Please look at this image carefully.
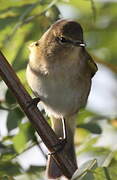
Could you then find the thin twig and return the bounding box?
[90,0,96,22]
[35,137,47,160]
[1,2,40,47]
[23,0,57,24]
[37,143,47,160]
[0,104,18,111]
[1,0,57,48]
[11,142,38,160]
[10,141,47,162]
[0,105,11,111]
[92,55,117,74]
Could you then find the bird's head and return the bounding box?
[29,19,86,61]
[51,19,85,47]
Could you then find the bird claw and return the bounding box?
[26,97,40,108]
[48,137,67,155]
[48,117,67,155]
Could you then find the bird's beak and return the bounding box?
[79,43,86,47]
[73,41,86,47]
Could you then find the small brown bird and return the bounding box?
[26,19,98,179]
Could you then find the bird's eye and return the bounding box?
[59,37,68,43]
[35,42,39,46]
[56,36,69,44]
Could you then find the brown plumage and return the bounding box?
[26,19,98,179]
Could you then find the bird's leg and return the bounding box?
[61,117,67,140]
[26,97,40,108]
[48,117,67,155]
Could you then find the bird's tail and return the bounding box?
[46,116,77,179]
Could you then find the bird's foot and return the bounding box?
[48,137,67,155]
[27,97,40,108]
[48,117,67,155]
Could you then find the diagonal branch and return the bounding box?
[0,51,77,179]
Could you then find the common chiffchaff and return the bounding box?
[26,19,98,179]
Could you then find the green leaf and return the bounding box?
[76,110,97,124]
[0,144,17,162]
[0,16,19,31]
[72,159,97,180]
[0,161,21,176]
[5,89,16,105]
[0,176,9,180]
[108,159,117,180]
[12,43,27,72]
[77,137,111,159]
[0,150,16,162]
[93,168,107,180]
[12,122,35,153]
[77,123,102,134]
[7,107,24,132]
[27,165,46,173]
[93,166,114,180]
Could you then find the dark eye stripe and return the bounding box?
[56,36,86,47]
[60,37,68,43]
[56,37,71,44]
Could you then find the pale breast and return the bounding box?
[26,61,91,118]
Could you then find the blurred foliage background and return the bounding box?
[0,0,117,179]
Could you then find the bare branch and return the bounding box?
[0,51,77,179]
